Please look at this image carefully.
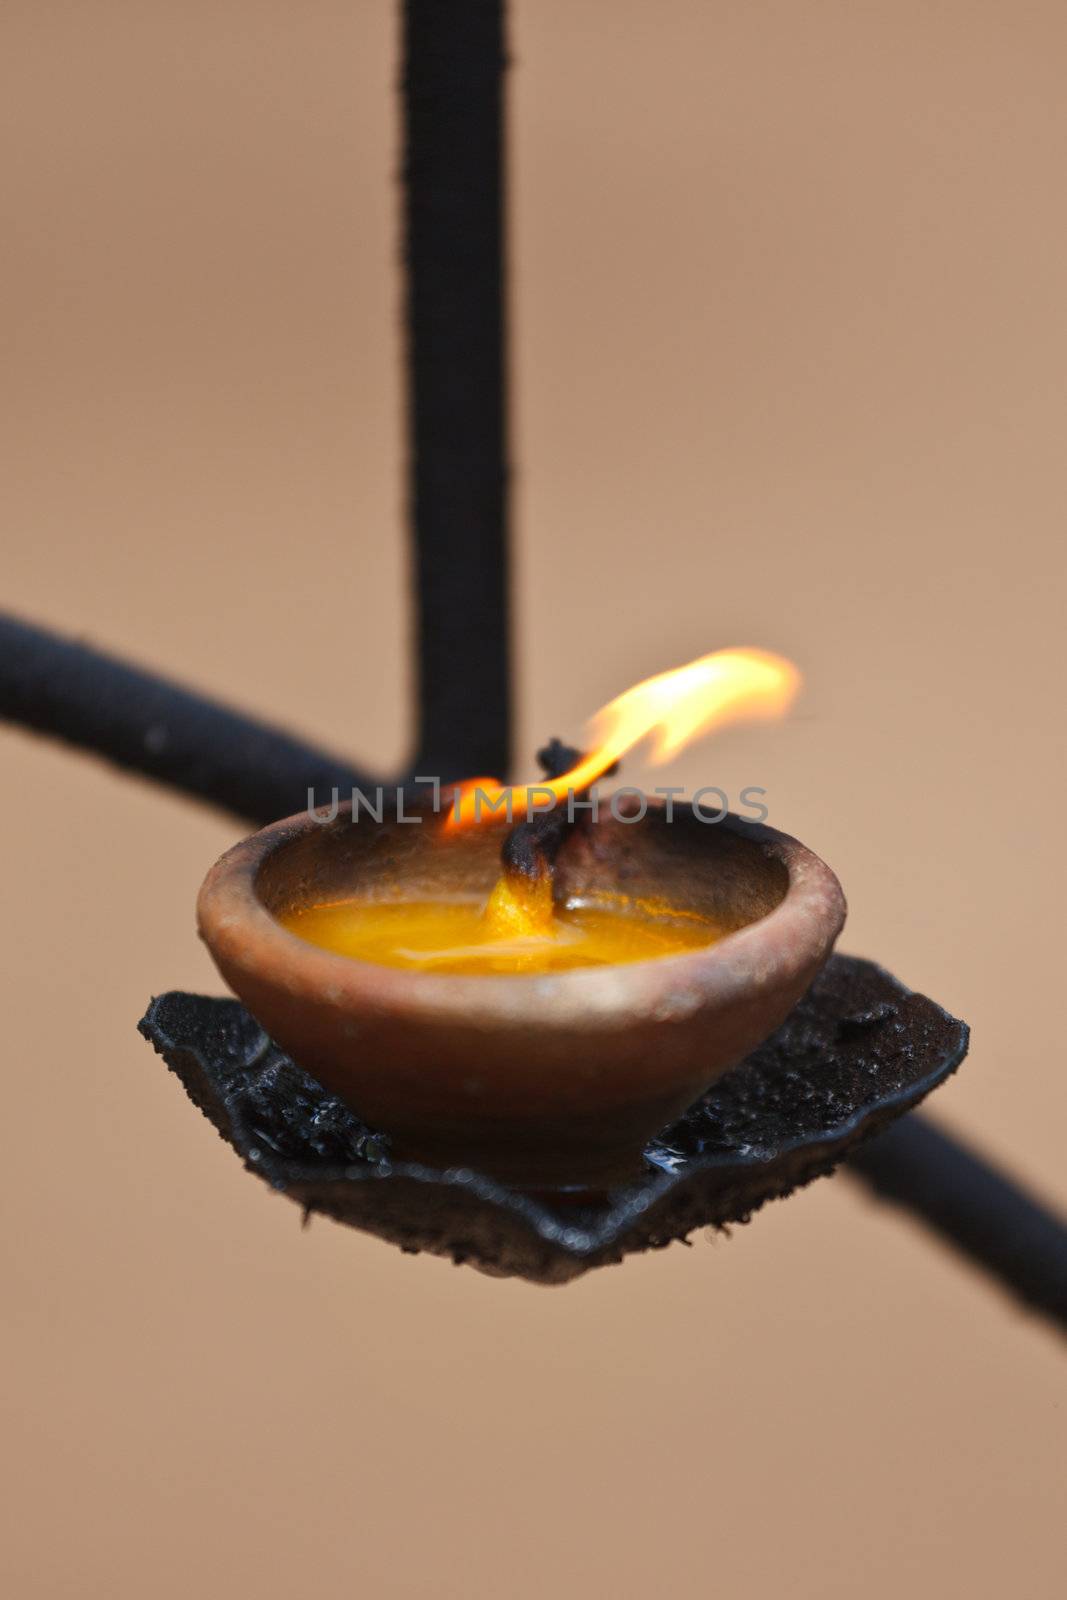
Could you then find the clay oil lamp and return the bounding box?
[197,649,846,1190]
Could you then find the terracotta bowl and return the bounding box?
[197,800,846,1188]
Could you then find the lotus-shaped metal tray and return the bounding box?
[140,954,968,1283]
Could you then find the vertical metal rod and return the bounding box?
[402,0,511,781]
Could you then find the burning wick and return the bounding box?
[282,648,800,975]
[446,647,800,830]
[468,647,799,944]
[480,738,609,941]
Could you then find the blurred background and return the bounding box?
[2,3,1064,1596]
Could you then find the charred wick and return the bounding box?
[501,738,616,884]
[535,738,584,782]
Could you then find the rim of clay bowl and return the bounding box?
[197,800,847,1035]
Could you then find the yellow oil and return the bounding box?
[279,894,721,976]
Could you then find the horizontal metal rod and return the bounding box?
[846,1114,1067,1333]
[0,612,379,827]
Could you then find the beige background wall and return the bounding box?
[2,4,1064,1596]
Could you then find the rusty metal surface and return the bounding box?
[139,954,967,1284]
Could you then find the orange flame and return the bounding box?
[446,647,800,828]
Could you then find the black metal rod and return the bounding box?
[403,0,511,780]
[847,1114,1067,1333]
[0,612,372,827]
